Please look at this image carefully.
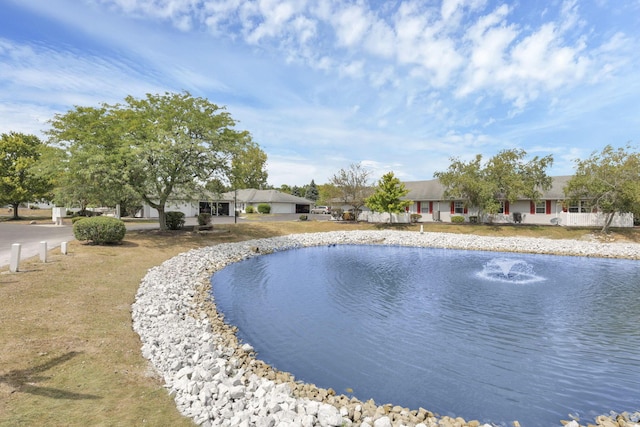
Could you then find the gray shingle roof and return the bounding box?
[402,176,573,201]
[219,189,313,204]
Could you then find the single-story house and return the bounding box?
[140,189,313,218]
[220,189,312,214]
[391,176,634,227]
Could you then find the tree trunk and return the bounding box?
[601,212,615,234]
[157,206,167,231]
[11,203,19,220]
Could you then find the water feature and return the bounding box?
[211,245,640,426]
[477,257,545,283]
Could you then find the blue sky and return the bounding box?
[1,0,639,187]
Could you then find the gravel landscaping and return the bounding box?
[132,230,640,427]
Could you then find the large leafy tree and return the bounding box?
[435,149,554,220]
[48,106,139,215]
[0,132,54,219]
[229,141,268,189]
[329,163,373,219]
[565,144,640,233]
[365,171,412,223]
[49,92,256,230]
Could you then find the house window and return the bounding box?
[498,201,505,214]
[568,201,588,213]
[535,202,546,214]
[454,201,465,214]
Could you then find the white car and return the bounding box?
[310,206,331,214]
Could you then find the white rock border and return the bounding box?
[132,230,640,427]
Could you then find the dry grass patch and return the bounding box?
[0,220,637,426]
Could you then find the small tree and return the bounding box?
[305,179,319,201]
[330,163,372,220]
[0,132,54,219]
[565,144,640,233]
[365,172,412,223]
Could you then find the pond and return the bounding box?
[211,245,640,426]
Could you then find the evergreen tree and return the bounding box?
[305,179,319,201]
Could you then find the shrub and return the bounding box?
[451,215,465,223]
[73,216,126,244]
[245,205,255,214]
[410,214,422,223]
[257,203,271,214]
[71,216,88,224]
[165,211,185,230]
[299,214,308,221]
[342,211,355,221]
[197,212,212,226]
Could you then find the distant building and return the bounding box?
[361,176,634,227]
[140,189,312,218]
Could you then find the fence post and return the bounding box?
[61,241,68,255]
[10,243,21,273]
[40,241,48,262]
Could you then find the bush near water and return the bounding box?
[73,216,126,244]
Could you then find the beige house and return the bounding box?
[363,176,634,227]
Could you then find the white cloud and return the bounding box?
[0,38,161,106]
[338,60,365,78]
[244,0,301,44]
[96,0,202,30]
[455,2,612,110]
[332,3,372,48]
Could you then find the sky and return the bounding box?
[1,0,639,187]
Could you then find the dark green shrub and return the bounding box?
[71,216,87,224]
[451,215,465,223]
[197,212,212,226]
[299,214,308,221]
[73,216,126,244]
[245,205,255,214]
[165,211,185,230]
[410,214,422,223]
[257,203,271,214]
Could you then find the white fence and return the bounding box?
[362,212,411,223]
[558,212,634,228]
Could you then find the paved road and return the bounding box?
[0,218,179,267]
[0,223,75,267]
[0,214,325,268]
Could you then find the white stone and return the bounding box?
[317,405,343,427]
[373,417,392,427]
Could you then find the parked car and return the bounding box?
[310,205,331,214]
